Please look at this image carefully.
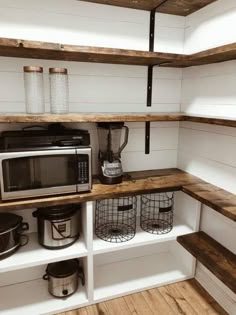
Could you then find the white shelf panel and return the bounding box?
[0,278,88,315]
[93,216,193,254]
[0,233,87,273]
[94,251,191,302]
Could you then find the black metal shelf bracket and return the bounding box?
[145,9,156,154]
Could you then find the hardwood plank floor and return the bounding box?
[57,279,228,315]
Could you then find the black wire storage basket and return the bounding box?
[95,196,137,243]
[140,192,174,235]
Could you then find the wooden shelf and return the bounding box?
[0,113,235,128]
[1,38,236,68]
[0,112,184,123]
[177,232,236,294]
[80,0,217,16]
[0,168,235,222]
[0,38,184,66]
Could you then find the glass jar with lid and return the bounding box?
[23,66,45,114]
[49,67,69,114]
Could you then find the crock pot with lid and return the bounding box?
[33,204,80,249]
[43,259,85,298]
[0,212,29,260]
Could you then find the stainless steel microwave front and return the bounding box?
[0,149,78,200]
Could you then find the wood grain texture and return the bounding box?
[0,112,184,123]
[0,38,184,66]
[80,0,217,15]
[177,232,236,294]
[1,38,236,68]
[57,279,227,315]
[0,168,235,222]
[182,183,236,222]
[0,113,235,127]
[0,169,200,211]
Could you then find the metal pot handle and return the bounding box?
[43,274,49,281]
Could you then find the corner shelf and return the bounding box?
[80,0,217,16]
[0,233,87,273]
[1,38,236,68]
[177,232,236,294]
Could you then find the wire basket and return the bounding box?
[140,192,174,235]
[95,196,137,243]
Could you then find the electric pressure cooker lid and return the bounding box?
[46,259,78,278]
[0,213,22,233]
[34,204,80,220]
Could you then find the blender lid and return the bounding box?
[46,259,78,278]
[34,204,80,220]
[97,122,124,129]
[0,213,22,233]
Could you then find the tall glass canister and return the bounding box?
[24,66,45,114]
[49,67,69,114]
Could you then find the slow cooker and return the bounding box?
[33,204,80,249]
[0,213,29,260]
[43,259,85,298]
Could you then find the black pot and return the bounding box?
[33,204,80,250]
[0,213,29,260]
[43,259,85,298]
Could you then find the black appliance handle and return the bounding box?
[76,260,85,286]
[43,274,49,281]
[18,222,29,247]
[119,126,129,154]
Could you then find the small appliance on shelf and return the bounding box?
[0,123,92,200]
[97,122,129,184]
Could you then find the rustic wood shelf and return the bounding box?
[0,168,235,222]
[1,38,236,68]
[177,232,236,293]
[0,38,184,66]
[0,113,235,128]
[80,0,217,16]
[0,113,184,123]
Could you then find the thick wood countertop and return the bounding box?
[0,168,235,222]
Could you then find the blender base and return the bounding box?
[99,175,123,185]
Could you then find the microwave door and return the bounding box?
[0,149,77,200]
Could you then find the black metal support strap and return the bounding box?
[145,9,156,154]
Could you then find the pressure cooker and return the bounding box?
[33,204,80,249]
[0,212,29,260]
[43,259,85,298]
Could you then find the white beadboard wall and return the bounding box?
[178,1,236,313]
[0,0,185,173]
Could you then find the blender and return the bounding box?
[97,122,129,184]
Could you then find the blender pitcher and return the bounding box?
[97,122,129,184]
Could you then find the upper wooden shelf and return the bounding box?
[177,232,236,293]
[0,113,235,128]
[0,168,235,222]
[1,38,236,68]
[81,0,217,16]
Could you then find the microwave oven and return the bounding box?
[0,147,92,200]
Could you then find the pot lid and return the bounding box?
[0,213,22,233]
[34,204,80,220]
[47,259,78,278]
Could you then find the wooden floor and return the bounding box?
[58,279,228,315]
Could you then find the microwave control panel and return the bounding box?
[77,155,89,184]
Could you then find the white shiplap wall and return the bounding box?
[0,0,185,173]
[178,1,236,313]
